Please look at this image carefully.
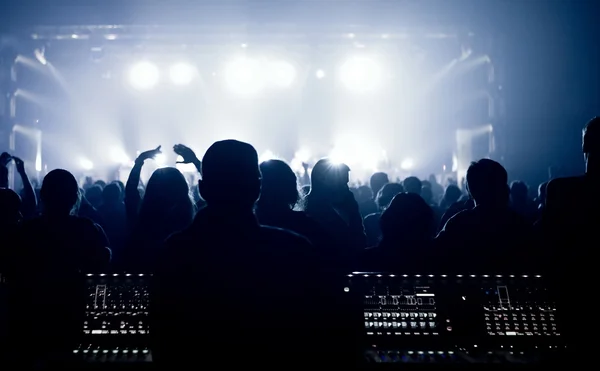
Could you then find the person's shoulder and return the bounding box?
[164,226,196,249]
[446,208,471,224]
[547,176,585,191]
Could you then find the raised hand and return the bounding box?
[12,156,25,173]
[136,146,162,163]
[0,152,12,167]
[173,144,198,164]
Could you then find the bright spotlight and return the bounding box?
[259,150,276,163]
[224,57,265,95]
[35,153,42,172]
[340,56,383,92]
[315,69,326,79]
[401,158,414,170]
[129,61,160,90]
[268,60,296,87]
[79,158,94,170]
[290,148,311,175]
[154,153,166,166]
[330,135,385,173]
[109,147,130,165]
[169,63,196,85]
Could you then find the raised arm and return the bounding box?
[125,146,162,226]
[0,152,11,188]
[173,144,201,175]
[12,157,37,218]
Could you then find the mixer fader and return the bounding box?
[77,273,152,363]
[347,273,565,364]
[483,283,559,336]
[364,283,439,336]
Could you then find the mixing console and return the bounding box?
[346,273,565,364]
[75,273,152,363]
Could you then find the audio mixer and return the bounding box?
[346,273,565,364]
[74,273,152,363]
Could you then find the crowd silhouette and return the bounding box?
[0,117,598,366]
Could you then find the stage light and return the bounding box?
[169,63,196,85]
[330,136,385,173]
[35,153,42,172]
[315,69,325,79]
[129,61,160,90]
[224,57,265,95]
[109,147,130,165]
[79,158,94,170]
[401,158,414,170]
[268,60,296,87]
[34,48,47,65]
[340,56,383,92]
[154,153,166,166]
[290,148,311,175]
[259,150,276,163]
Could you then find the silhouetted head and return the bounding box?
[428,174,438,184]
[94,180,106,189]
[139,167,194,238]
[0,188,22,224]
[357,186,373,203]
[258,159,299,210]
[85,185,103,207]
[375,182,404,210]
[41,169,80,215]
[510,181,528,203]
[102,183,121,205]
[466,159,509,206]
[310,158,351,202]
[402,176,422,195]
[369,172,389,197]
[420,186,433,204]
[200,140,261,210]
[583,117,600,173]
[111,180,125,200]
[380,192,434,242]
[442,184,462,205]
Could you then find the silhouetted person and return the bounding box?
[370,172,389,198]
[85,184,103,209]
[362,193,435,271]
[361,172,389,215]
[510,180,537,223]
[154,140,348,367]
[428,174,444,204]
[439,184,463,210]
[546,116,600,354]
[255,159,329,247]
[305,159,367,261]
[125,146,194,271]
[363,182,404,246]
[403,176,422,195]
[421,185,443,230]
[0,188,21,273]
[98,183,127,262]
[5,169,110,366]
[436,159,532,272]
[0,153,37,218]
